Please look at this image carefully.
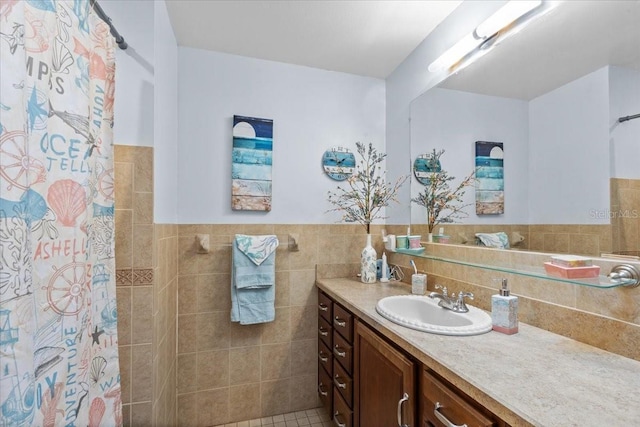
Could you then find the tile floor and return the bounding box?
[214,408,331,427]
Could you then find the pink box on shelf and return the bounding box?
[543,262,600,279]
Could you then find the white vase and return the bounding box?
[427,233,433,243]
[361,234,377,283]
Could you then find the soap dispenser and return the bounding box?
[491,279,518,334]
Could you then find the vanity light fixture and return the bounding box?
[428,0,547,73]
[475,0,542,38]
[427,33,484,73]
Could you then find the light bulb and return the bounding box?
[428,34,483,72]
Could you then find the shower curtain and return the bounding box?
[0,1,121,426]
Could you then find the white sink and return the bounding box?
[375,295,492,336]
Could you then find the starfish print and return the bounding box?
[27,87,48,131]
[91,326,104,346]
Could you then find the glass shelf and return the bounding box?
[393,249,636,289]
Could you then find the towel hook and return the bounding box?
[288,234,300,252]
[195,234,210,253]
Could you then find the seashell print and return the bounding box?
[0,189,46,223]
[88,398,105,426]
[90,356,107,385]
[47,179,87,227]
[20,188,47,222]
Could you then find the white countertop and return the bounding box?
[317,278,640,427]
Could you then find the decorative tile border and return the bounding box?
[116,268,154,286]
[116,269,133,285]
[133,268,154,285]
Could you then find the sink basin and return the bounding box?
[375,295,492,336]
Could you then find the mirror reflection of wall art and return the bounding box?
[232,115,273,211]
[475,141,504,215]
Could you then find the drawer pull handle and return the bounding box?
[334,375,347,389]
[318,383,328,397]
[318,327,329,337]
[319,303,329,311]
[397,392,409,427]
[334,317,347,327]
[333,345,346,358]
[318,351,329,363]
[333,411,347,427]
[434,402,467,427]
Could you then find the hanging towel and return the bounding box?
[231,234,279,324]
[475,232,510,249]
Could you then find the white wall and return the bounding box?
[153,1,179,223]
[103,0,178,222]
[609,66,640,179]
[410,88,529,225]
[177,48,385,224]
[529,67,610,224]
[385,1,505,224]
[101,1,155,147]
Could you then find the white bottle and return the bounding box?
[380,252,389,283]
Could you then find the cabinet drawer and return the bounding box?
[333,358,353,408]
[333,389,353,427]
[333,330,353,374]
[333,304,353,343]
[318,363,333,416]
[318,339,332,376]
[318,316,332,348]
[422,370,496,427]
[318,291,333,322]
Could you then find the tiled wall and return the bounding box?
[411,223,612,256]
[112,144,636,425]
[385,224,640,362]
[611,178,640,257]
[153,224,178,426]
[175,224,373,426]
[114,145,177,426]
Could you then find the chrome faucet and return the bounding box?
[429,285,474,313]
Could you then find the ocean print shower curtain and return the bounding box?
[0,1,121,426]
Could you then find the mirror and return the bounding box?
[409,1,640,257]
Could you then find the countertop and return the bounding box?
[317,278,640,427]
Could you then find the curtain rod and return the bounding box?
[618,113,640,123]
[90,0,127,50]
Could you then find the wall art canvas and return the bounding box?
[475,141,504,215]
[232,115,273,211]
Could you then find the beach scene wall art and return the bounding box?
[232,115,273,211]
[475,141,504,215]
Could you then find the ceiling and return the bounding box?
[164,1,640,98]
[164,0,462,79]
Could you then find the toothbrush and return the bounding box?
[410,259,418,275]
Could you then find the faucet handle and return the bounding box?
[435,285,448,296]
[455,292,474,313]
[458,291,474,301]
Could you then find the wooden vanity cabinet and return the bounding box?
[318,288,509,427]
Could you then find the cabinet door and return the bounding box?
[355,320,416,427]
